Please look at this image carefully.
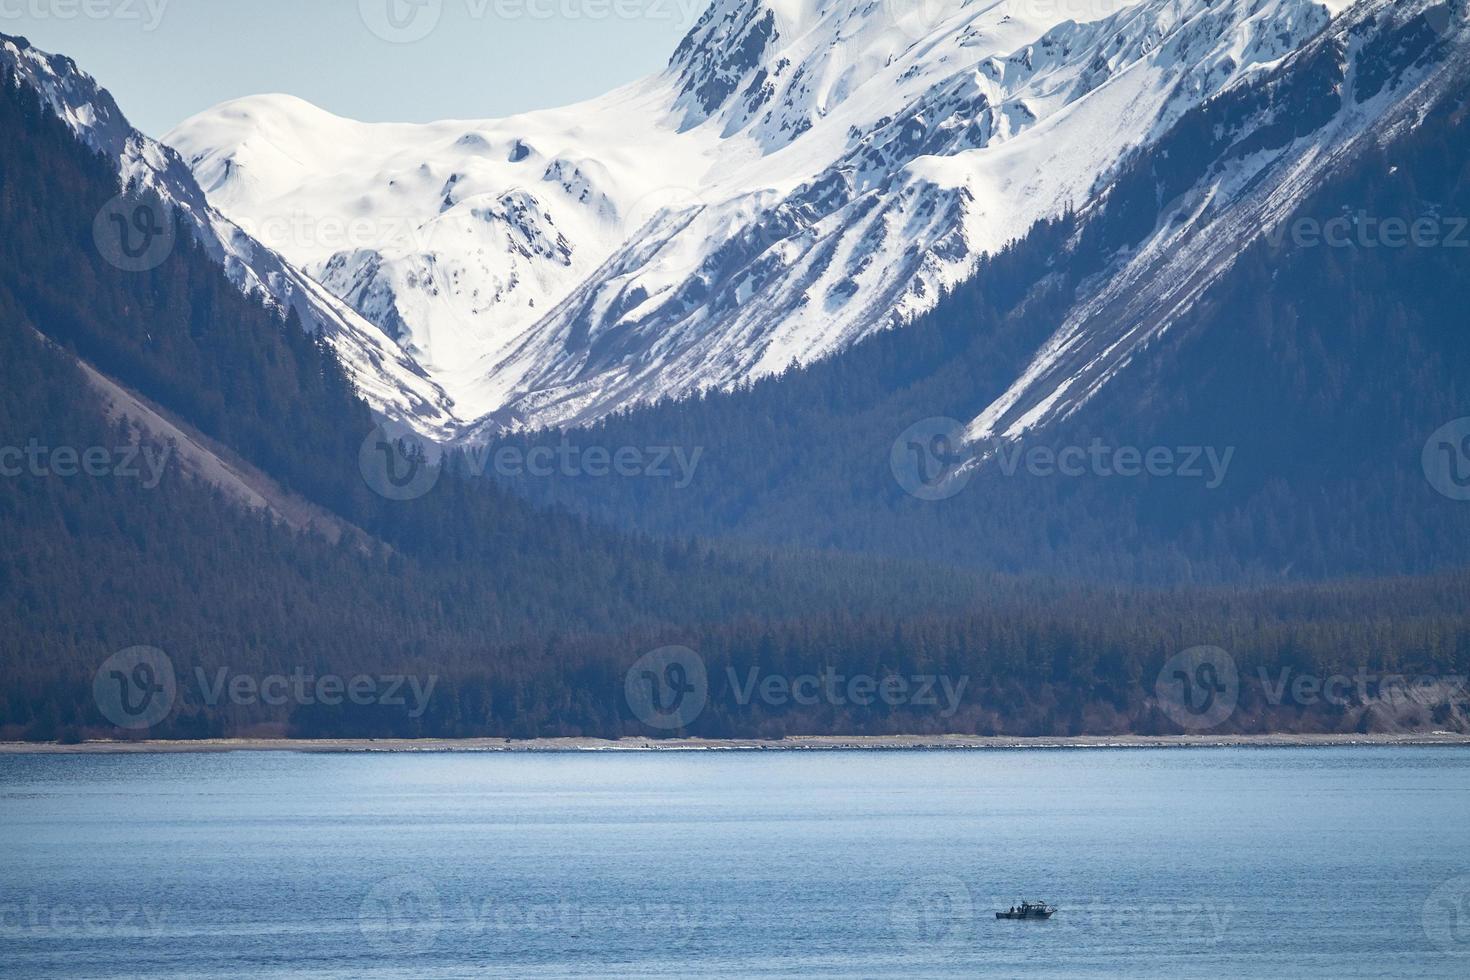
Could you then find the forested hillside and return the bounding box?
[0,64,985,739]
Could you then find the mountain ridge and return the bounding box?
[477,0,1470,583]
[163,0,1345,437]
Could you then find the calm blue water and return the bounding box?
[2,748,1469,978]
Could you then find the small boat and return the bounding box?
[996,900,1057,920]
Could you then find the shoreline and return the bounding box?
[3,732,1470,753]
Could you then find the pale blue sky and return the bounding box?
[1,0,701,136]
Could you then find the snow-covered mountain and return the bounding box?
[165,0,1349,437]
[962,0,1470,455]
[0,33,459,438]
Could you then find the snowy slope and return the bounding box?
[0,34,459,438]
[165,0,1346,437]
[961,0,1469,455]
[483,0,1342,432]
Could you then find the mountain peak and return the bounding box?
[671,0,779,122]
[2,31,134,154]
